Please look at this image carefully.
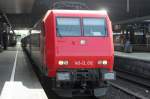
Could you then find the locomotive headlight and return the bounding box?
[58,60,64,65]
[63,61,68,65]
[58,60,69,65]
[97,60,108,65]
[102,60,108,65]
[97,60,103,65]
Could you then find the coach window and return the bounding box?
[56,18,81,36]
[83,18,106,36]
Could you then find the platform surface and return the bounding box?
[0,45,48,99]
[115,51,150,61]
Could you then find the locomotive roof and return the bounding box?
[50,10,107,15]
[43,10,108,22]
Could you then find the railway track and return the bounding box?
[107,68,150,99]
[116,69,150,89]
[108,80,150,99]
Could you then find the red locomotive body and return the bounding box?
[22,10,115,97]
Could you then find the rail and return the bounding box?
[107,68,150,99]
[108,81,149,99]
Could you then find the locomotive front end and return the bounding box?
[45,10,115,98]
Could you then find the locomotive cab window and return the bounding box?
[83,18,106,36]
[56,18,81,36]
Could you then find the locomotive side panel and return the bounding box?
[44,12,57,76]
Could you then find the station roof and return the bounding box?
[0,0,150,29]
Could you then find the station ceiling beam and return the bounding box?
[113,15,150,25]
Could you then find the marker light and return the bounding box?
[97,60,108,65]
[97,60,103,65]
[58,60,64,65]
[102,60,108,65]
[63,61,68,65]
[58,60,69,65]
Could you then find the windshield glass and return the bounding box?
[56,18,81,36]
[83,18,106,36]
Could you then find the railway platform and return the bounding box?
[114,51,150,82]
[115,51,150,62]
[0,45,48,99]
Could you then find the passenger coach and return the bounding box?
[22,10,115,98]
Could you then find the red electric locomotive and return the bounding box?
[22,10,115,98]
